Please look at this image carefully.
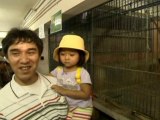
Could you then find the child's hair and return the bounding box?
[58,48,86,66]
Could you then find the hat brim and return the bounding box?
[53,47,89,62]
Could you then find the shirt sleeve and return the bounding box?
[50,68,58,77]
[81,68,92,84]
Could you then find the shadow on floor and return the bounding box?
[91,107,115,120]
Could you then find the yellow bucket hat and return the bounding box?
[53,35,89,62]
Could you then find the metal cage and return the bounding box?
[49,0,160,119]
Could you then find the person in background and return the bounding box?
[0,28,68,120]
[51,34,93,120]
[0,56,13,88]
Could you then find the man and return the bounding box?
[0,28,68,119]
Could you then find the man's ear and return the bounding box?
[4,56,9,63]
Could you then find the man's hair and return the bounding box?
[2,28,43,56]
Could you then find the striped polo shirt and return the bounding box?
[0,72,68,120]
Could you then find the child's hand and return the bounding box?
[51,85,66,95]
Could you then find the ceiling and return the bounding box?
[0,0,38,32]
[0,0,108,33]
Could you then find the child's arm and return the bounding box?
[51,83,92,100]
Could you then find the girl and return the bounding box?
[51,35,93,120]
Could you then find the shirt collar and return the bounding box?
[10,72,52,98]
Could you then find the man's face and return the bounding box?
[7,41,40,85]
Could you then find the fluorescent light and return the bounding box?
[0,32,7,38]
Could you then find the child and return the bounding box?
[51,35,93,120]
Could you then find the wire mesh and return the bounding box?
[92,0,160,119]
